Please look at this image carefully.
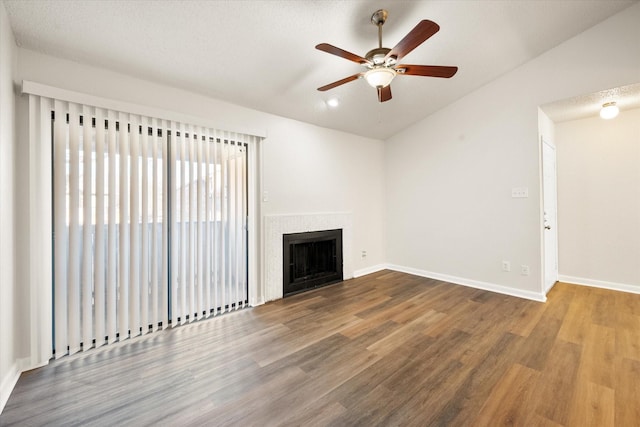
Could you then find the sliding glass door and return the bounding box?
[170,125,248,325]
[52,103,249,358]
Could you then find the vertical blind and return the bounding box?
[51,99,253,358]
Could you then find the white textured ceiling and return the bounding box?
[3,0,637,139]
[541,82,640,123]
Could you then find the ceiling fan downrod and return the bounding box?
[371,9,387,48]
[367,9,392,65]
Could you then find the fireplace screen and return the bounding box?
[283,229,343,297]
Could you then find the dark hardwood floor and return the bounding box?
[2,270,639,426]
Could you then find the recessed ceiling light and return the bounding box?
[326,97,340,108]
[600,102,619,120]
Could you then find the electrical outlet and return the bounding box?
[521,265,530,276]
[511,187,529,198]
[361,250,367,258]
[502,261,511,272]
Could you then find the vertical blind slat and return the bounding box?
[227,135,235,309]
[81,104,93,349]
[170,121,179,326]
[197,127,204,319]
[118,111,130,340]
[203,127,211,318]
[150,118,159,331]
[161,120,168,329]
[53,100,68,358]
[106,110,118,343]
[211,131,219,315]
[129,114,141,337]
[179,123,187,323]
[220,132,227,313]
[239,138,246,306]
[238,138,245,307]
[228,135,236,309]
[161,120,170,330]
[94,108,106,347]
[188,128,196,321]
[140,116,150,334]
[233,134,244,309]
[243,139,249,305]
[67,102,81,355]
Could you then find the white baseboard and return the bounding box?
[559,275,640,295]
[387,264,547,302]
[0,364,20,415]
[0,357,27,415]
[353,264,388,278]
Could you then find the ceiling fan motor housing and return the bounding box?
[365,47,395,66]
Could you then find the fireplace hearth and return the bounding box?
[283,229,343,297]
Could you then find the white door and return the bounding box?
[542,138,559,293]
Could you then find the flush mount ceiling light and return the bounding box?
[599,102,619,119]
[326,97,340,108]
[364,67,397,88]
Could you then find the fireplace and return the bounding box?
[283,229,343,297]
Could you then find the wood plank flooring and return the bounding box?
[2,270,640,426]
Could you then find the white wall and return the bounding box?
[385,4,640,299]
[261,118,386,274]
[556,108,640,291]
[0,1,18,413]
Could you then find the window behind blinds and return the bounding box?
[50,100,253,358]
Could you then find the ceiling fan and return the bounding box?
[316,9,458,103]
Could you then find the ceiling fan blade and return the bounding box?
[397,64,458,78]
[317,73,363,91]
[316,43,371,65]
[385,20,440,62]
[377,85,392,102]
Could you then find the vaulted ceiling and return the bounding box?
[3,0,637,139]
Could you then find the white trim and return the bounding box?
[0,362,20,414]
[538,133,546,297]
[353,264,387,278]
[387,264,547,302]
[559,275,640,295]
[21,80,267,138]
[0,358,32,415]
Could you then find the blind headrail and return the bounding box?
[21,80,267,139]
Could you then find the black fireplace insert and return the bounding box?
[283,229,343,297]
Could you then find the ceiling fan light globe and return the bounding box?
[365,67,396,88]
